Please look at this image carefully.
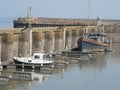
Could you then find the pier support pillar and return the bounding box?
[44,31,55,53]
[79,27,84,37]
[65,30,72,51]
[54,31,63,52]
[13,34,18,57]
[32,31,45,53]
[1,33,15,62]
[71,30,80,48]
[18,32,29,57]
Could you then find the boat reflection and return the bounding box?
[78,53,106,70]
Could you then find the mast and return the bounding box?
[29,6,32,57]
[96,17,99,33]
[88,0,90,26]
[86,0,90,38]
[63,27,66,50]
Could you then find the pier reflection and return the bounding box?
[0,52,107,90]
[78,53,106,70]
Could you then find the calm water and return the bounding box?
[0,43,120,90]
[0,18,13,28]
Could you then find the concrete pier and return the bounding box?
[1,33,15,62]
[54,30,63,52]
[18,32,29,57]
[33,32,45,53]
[0,25,119,65]
[71,29,80,48]
[44,31,55,53]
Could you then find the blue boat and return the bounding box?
[77,33,109,52]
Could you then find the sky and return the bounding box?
[0,0,120,19]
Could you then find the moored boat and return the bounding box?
[77,32,109,52]
[13,7,54,69]
[13,53,53,69]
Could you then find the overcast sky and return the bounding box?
[0,0,120,19]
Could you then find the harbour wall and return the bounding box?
[0,25,120,64]
[0,26,84,64]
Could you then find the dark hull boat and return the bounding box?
[77,12,110,52]
[77,38,108,52]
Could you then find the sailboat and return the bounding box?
[13,7,53,69]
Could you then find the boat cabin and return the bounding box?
[33,53,46,59]
[87,33,107,42]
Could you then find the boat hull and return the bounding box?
[13,58,53,69]
[77,38,108,52]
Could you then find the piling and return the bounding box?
[65,30,72,50]
[1,33,15,62]
[32,31,45,53]
[44,31,55,53]
[13,34,18,57]
[54,30,63,52]
[79,27,84,36]
[71,29,80,48]
[18,32,29,57]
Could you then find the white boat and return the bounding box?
[13,53,53,68]
[13,7,53,69]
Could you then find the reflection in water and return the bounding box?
[0,52,107,90]
[3,42,120,90]
[78,53,106,71]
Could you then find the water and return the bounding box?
[0,18,13,28]
[0,43,119,90]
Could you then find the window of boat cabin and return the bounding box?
[34,55,40,59]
